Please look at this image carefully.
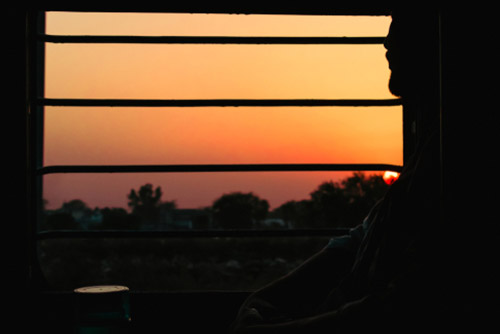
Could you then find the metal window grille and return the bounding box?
[31,11,403,241]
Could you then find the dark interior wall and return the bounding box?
[5,6,30,332]
[439,9,500,318]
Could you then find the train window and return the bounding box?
[34,11,402,291]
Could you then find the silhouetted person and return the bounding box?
[229,9,488,332]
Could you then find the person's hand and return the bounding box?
[230,298,291,333]
[238,307,264,326]
[230,306,263,333]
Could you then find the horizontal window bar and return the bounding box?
[41,34,386,45]
[41,7,391,16]
[36,228,349,240]
[38,163,403,175]
[39,98,402,108]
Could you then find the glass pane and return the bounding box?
[44,106,402,166]
[39,13,399,293]
[45,43,392,100]
[46,12,390,37]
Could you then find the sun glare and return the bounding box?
[383,171,400,185]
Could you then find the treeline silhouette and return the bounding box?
[42,172,391,231]
[38,173,393,290]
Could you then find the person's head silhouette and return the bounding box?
[384,9,439,100]
[384,9,441,138]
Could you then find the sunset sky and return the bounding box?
[42,12,401,210]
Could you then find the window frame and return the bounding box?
[28,7,404,288]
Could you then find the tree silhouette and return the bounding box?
[61,199,93,221]
[274,199,317,229]
[340,172,388,226]
[212,192,269,229]
[310,181,348,228]
[273,172,390,229]
[127,184,164,225]
[43,212,78,230]
[100,207,141,230]
[61,199,89,212]
[43,199,91,230]
[127,183,177,227]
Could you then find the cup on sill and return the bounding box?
[74,285,131,334]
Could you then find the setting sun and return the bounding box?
[383,171,400,185]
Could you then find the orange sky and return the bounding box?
[42,12,401,210]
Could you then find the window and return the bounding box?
[33,11,402,291]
